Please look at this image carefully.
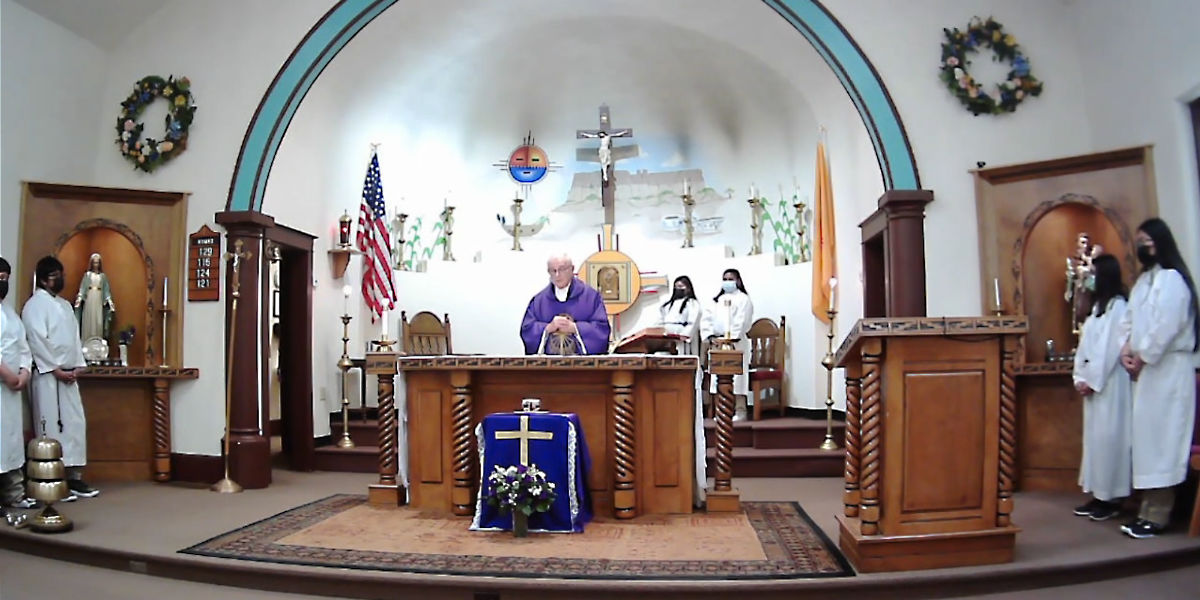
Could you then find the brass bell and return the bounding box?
[25,428,73,533]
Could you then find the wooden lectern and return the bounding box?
[834,316,1027,572]
[612,327,687,354]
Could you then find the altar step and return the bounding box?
[703,416,845,478]
[315,413,847,477]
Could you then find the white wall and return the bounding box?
[0,0,109,266]
[4,0,1198,453]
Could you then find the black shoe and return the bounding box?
[1074,499,1104,516]
[1124,519,1164,539]
[67,479,99,498]
[1088,502,1120,521]
[1119,517,1141,533]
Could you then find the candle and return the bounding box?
[749,184,757,199]
[382,309,389,339]
[993,277,1002,311]
[828,277,838,312]
[683,179,690,195]
[724,297,732,337]
[163,277,168,307]
[342,285,351,315]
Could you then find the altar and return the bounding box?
[398,354,699,519]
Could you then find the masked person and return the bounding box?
[1117,218,1198,538]
[0,257,37,517]
[660,276,700,354]
[22,256,97,501]
[699,269,754,420]
[1071,254,1132,522]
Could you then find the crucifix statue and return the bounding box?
[577,104,638,225]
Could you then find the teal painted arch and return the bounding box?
[225,0,921,212]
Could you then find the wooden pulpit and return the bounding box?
[612,327,687,354]
[834,316,1027,572]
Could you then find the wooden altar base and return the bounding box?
[837,515,1018,573]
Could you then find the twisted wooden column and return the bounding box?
[858,338,884,535]
[449,370,473,516]
[706,347,743,512]
[612,370,637,519]
[997,335,1018,527]
[842,367,862,517]
[376,371,398,488]
[151,377,171,482]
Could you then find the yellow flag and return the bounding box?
[811,140,837,323]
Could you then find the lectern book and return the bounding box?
[613,327,687,354]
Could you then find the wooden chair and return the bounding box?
[401,311,452,355]
[746,316,786,421]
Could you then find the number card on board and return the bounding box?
[188,225,221,301]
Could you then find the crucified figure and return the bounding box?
[578,129,630,183]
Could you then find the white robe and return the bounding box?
[22,289,88,467]
[1117,266,1196,489]
[699,291,754,395]
[1,303,33,473]
[659,298,700,355]
[1072,297,1132,501]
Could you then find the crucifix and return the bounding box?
[494,415,555,466]
[577,104,638,226]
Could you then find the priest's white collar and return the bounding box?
[554,282,570,302]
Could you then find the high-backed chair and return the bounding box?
[746,316,786,421]
[401,311,452,355]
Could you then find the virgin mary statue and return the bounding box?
[74,253,115,341]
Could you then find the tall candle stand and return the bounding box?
[440,205,456,262]
[818,307,840,451]
[510,198,525,251]
[391,212,408,271]
[337,314,355,449]
[681,192,695,248]
[748,196,764,256]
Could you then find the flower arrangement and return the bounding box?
[115,75,197,172]
[484,463,556,517]
[939,17,1043,116]
[118,325,136,346]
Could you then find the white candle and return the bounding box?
[723,297,732,337]
[342,285,351,315]
[993,278,1001,310]
[683,179,690,195]
[750,184,757,199]
[382,310,389,338]
[828,277,838,312]
[163,277,168,307]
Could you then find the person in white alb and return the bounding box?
[700,268,754,421]
[659,276,700,354]
[1070,254,1132,523]
[22,256,98,501]
[1,257,37,522]
[1117,218,1198,539]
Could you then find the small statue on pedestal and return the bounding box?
[1065,232,1102,339]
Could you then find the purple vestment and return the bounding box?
[520,278,611,355]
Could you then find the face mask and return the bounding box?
[1136,245,1155,267]
[0,280,7,301]
[672,287,687,299]
[721,280,737,293]
[49,278,65,294]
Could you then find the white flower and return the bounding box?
[953,68,965,80]
[121,131,130,141]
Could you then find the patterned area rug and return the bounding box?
[181,495,852,580]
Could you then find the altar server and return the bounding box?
[1071,254,1131,522]
[659,276,700,354]
[700,268,754,420]
[22,256,97,501]
[1117,218,1198,538]
[0,257,36,512]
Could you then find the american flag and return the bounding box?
[356,152,396,320]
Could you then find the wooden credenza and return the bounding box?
[397,354,697,519]
[834,316,1026,572]
[78,366,199,482]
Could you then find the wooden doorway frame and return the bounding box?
[263,224,315,472]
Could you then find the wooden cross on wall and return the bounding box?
[576,104,638,226]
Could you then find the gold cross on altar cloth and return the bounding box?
[493,415,555,466]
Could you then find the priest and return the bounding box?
[520,253,610,355]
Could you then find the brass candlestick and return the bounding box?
[440,204,456,262]
[391,212,408,271]
[819,308,839,451]
[680,193,696,248]
[748,197,764,255]
[511,198,524,251]
[213,239,252,494]
[337,314,355,448]
[794,200,811,262]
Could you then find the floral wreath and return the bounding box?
[115,75,196,172]
[939,17,1043,116]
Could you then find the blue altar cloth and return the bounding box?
[469,412,592,534]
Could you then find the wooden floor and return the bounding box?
[1,470,1199,599]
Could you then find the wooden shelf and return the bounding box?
[327,247,362,279]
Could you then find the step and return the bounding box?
[313,444,380,473]
[330,418,380,447]
[704,446,843,478]
[703,417,845,450]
